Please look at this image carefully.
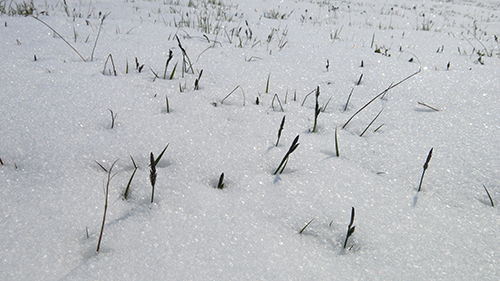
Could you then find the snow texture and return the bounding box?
[1,0,500,279]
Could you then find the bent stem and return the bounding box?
[32,16,86,62]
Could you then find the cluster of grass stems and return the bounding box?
[149,144,169,203]
[274,135,299,175]
[32,12,109,62]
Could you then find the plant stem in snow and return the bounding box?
[335,127,340,157]
[312,86,320,133]
[344,88,354,112]
[102,54,116,76]
[107,108,116,129]
[31,16,86,62]
[343,207,356,249]
[360,107,384,137]
[356,74,363,85]
[273,135,300,175]
[417,148,433,192]
[483,184,495,207]
[343,69,421,129]
[417,101,439,111]
[276,115,286,147]
[163,49,173,79]
[149,152,157,203]
[194,70,203,90]
[96,159,118,253]
[217,173,225,189]
[124,156,137,200]
[299,218,314,234]
[91,13,109,61]
[165,95,170,113]
[265,73,271,93]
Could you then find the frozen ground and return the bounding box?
[1,0,500,279]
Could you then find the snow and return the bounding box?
[1,0,500,279]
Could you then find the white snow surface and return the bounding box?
[1,0,500,279]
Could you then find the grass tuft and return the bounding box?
[148,143,169,203]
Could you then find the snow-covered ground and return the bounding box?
[1,0,499,279]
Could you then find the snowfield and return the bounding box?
[1,0,500,279]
